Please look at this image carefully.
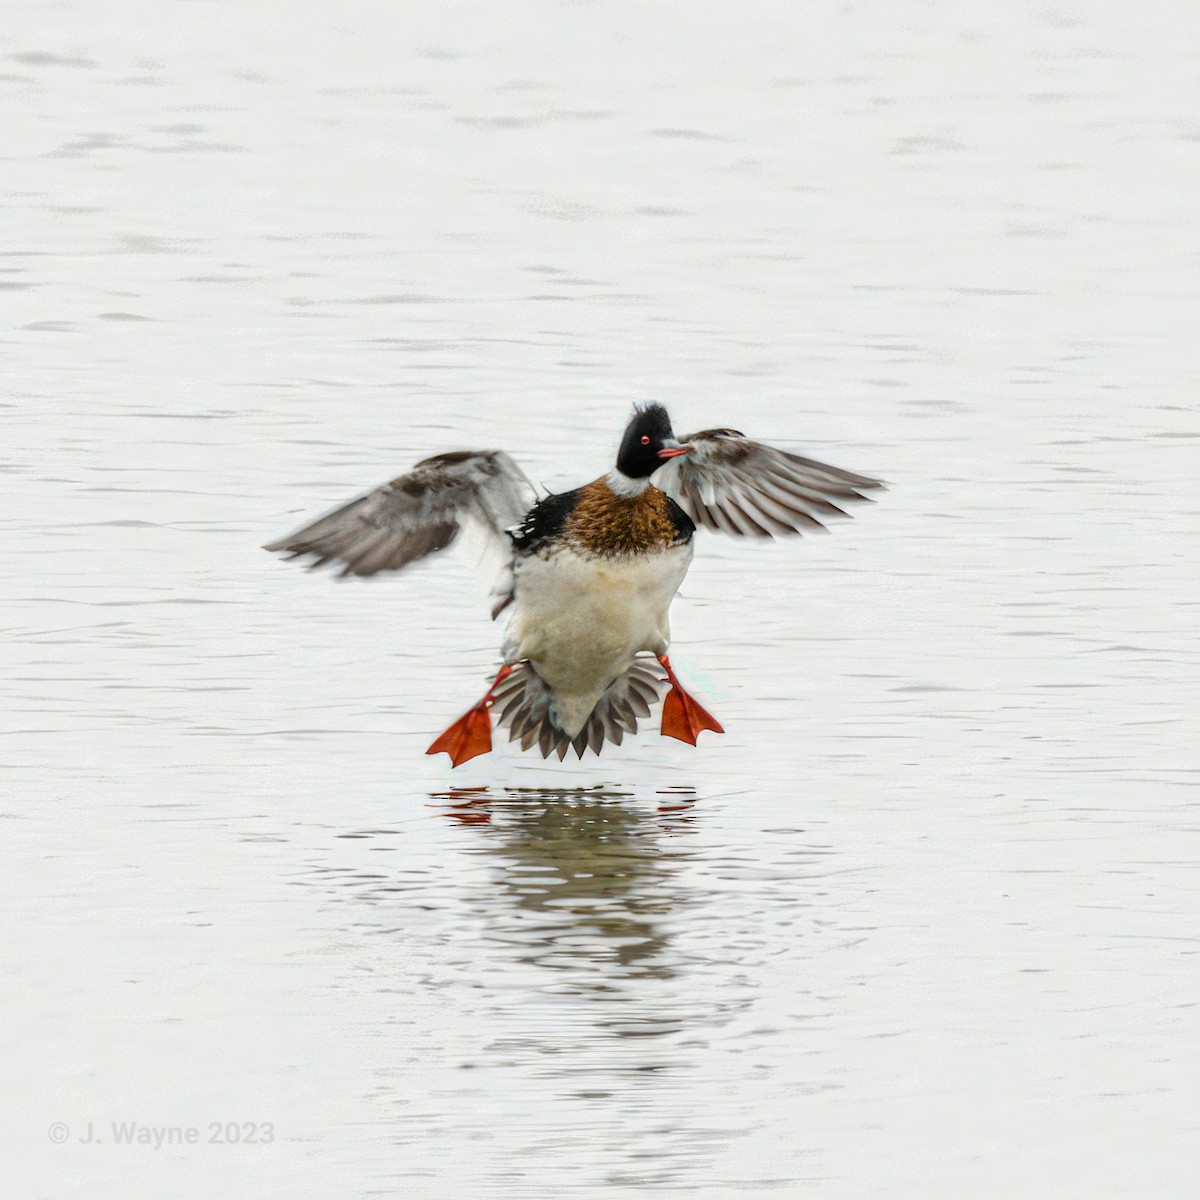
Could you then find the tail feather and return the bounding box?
[520,718,541,752]
[494,692,525,726]
[629,677,659,710]
[489,657,667,760]
[613,694,639,730]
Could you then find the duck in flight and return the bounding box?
[265,404,882,766]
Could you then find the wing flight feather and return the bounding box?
[654,428,882,537]
[264,450,535,587]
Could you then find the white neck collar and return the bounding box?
[606,469,650,497]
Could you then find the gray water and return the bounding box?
[5,2,1198,1197]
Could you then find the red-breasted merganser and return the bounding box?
[265,404,882,765]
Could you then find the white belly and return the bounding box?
[503,543,692,735]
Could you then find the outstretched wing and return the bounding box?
[654,428,883,537]
[264,450,535,580]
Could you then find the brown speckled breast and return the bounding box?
[564,478,695,558]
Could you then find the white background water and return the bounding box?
[5,2,1197,1196]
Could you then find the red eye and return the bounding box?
[640,435,650,445]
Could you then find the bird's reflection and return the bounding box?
[430,785,698,983]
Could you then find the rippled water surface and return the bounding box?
[6,2,1198,1197]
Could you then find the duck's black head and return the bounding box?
[615,403,691,479]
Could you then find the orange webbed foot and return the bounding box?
[427,705,493,766]
[427,665,514,767]
[657,655,724,746]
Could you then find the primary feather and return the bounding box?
[653,428,883,537]
[263,449,535,583]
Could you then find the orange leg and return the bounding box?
[657,655,724,745]
[426,665,515,767]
